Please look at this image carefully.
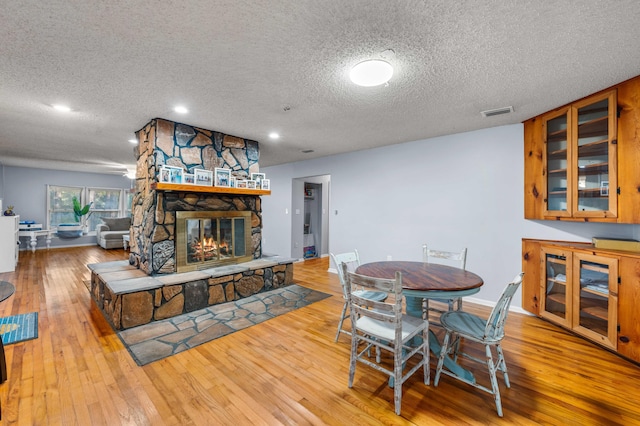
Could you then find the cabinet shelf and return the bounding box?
[577,116,608,139]
[547,127,567,140]
[580,263,609,274]
[576,188,608,198]
[547,148,568,160]
[577,162,608,175]
[581,306,608,321]
[578,139,608,157]
[152,182,271,196]
[546,293,566,305]
[549,168,568,175]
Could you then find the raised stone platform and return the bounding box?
[88,256,295,330]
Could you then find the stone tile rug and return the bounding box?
[117,284,330,365]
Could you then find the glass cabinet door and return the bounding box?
[543,108,572,217]
[540,247,572,327]
[572,253,618,349]
[572,91,617,218]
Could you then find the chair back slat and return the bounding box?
[484,273,524,339]
[422,244,467,270]
[331,250,361,298]
[343,263,403,328]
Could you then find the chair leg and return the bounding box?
[348,332,358,388]
[485,344,503,417]
[423,328,430,386]
[434,331,451,386]
[394,343,403,415]
[496,344,510,388]
[335,301,349,342]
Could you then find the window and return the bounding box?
[87,188,123,231]
[47,185,131,232]
[47,185,83,229]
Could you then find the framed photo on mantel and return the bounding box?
[194,169,213,186]
[215,168,231,187]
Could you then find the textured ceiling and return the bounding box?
[1,1,640,176]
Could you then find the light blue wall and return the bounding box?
[261,124,640,308]
[0,165,131,249]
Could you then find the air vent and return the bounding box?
[480,106,514,117]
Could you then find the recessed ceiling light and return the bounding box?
[269,132,280,139]
[53,104,71,112]
[350,60,393,87]
[174,106,188,114]
[128,138,138,144]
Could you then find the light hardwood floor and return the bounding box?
[1,247,640,425]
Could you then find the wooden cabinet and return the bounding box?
[524,75,640,223]
[0,215,19,273]
[522,239,640,363]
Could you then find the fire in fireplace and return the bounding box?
[176,211,253,272]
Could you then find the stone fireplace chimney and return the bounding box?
[130,118,263,275]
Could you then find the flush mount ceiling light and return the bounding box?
[269,132,280,140]
[52,104,71,112]
[174,106,188,114]
[350,59,393,87]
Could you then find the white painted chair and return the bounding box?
[422,244,468,319]
[344,264,430,416]
[331,250,387,342]
[434,273,524,417]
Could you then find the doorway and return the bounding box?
[291,175,330,260]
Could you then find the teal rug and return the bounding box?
[118,284,331,365]
[0,312,39,345]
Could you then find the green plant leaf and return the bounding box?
[72,196,92,222]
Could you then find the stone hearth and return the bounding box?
[88,256,294,330]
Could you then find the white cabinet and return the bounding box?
[0,215,19,273]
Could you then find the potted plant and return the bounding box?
[73,197,93,234]
[58,197,92,238]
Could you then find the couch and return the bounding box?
[96,217,131,249]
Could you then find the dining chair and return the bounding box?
[344,264,429,416]
[422,244,468,318]
[433,273,524,417]
[331,250,387,342]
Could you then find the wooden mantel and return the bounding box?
[151,182,271,196]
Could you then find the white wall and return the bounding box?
[262,124,640,308]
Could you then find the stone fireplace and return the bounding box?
[129,118,262,275]
[86,118,293,330]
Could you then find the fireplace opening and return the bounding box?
[176,211,253,273]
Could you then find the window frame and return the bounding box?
[47,185,131,234]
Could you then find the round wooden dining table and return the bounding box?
[355,261,483,308]
[355,261,484,383]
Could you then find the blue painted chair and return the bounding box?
[344,265,429,415]
[331,250,387,342]
[422,244,468,319]
[434,273,524,417]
